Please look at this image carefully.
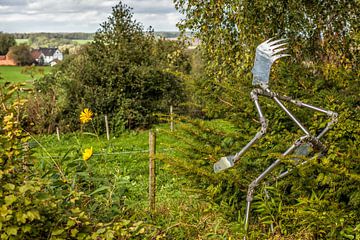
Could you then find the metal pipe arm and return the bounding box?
[214,89,268,173]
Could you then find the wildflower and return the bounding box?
[80,108,93,124]
[82,147,93,161]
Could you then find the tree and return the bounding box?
[32,1,189,131]
[8,44,33,66]
[0,32,16,55]
[171,1,360,238]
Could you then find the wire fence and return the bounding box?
[34,147,174,160]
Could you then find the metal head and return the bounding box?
[252,38,290,88]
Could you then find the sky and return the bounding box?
[0,0,182,33]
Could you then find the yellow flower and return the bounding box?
[80,108,93,124]
[82,147,93,161]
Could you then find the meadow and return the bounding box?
[2,67,242,237]
[15,38,92,45]
[1,59,359,239]
[0,65,50,83]
[29,119,243,239]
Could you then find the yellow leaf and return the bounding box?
[5,226,18,236]
[71,229,79,237]
[3,183,15,191]
[16,211,27,224]
[5,195,17,206]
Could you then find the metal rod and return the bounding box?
[259,90,336,116]
[276,117,337,180]
[233,91,267,163]
[272,96,310,135]
[297,102,329,114]
[244,201,251,233]
[243,136,307,237]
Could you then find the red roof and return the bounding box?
[31,50,42,59]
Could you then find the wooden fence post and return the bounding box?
[149,130,156,212]
[105,114,110,141]
[56,127,60,141]
[170,105,174,132]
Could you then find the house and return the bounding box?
[31,49,45,65]
[31,48,63,65]
[0,53,17,66]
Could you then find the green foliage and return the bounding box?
[174,0,359,118]
[30,2,189,133]
[0,33,16,55]
[163,109,360,238]
[171,5,359,238]
[8,44,33,66]
[0,83,158,239]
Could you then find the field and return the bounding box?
[15,38,29,44]
[0,65,50,83]
[72,39,93,44]
[15,38,92,45]
[30,121,243,239]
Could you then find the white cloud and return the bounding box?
[0,0,181,32]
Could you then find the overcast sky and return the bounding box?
[0,0,182,33]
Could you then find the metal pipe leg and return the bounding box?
[243,136,307,236]
[277,115,338,180]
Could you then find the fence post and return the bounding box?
[56,127,60,141]
[170,105,174,132]
[149,130,156,212]
[105,114,110,141]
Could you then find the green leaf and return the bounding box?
[89,186,110,196]
[3,183,15,191]
[52,229,65,236]
[96,228,106,234]
[21,225,31,233]
[5,195,17,206]
[5,226,18,236]
[16,211,27,223]
[36,192,50,200]
[67,219,76,228]
[26,210,40,221]
[71,229,78,237]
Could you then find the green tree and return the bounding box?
[31,1,189,132]
[171,0,360,238]
[0,32,16,55]
[8,44,33,66]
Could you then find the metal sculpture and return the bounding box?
[213,38,338,235]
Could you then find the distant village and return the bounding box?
[0,47,63,66]
[0,32,199,67]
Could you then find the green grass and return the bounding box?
[15,38,29,44]
[73,39,93,44]
[30,121,244,238]
[16,38,92,45]
[0,66,50,84]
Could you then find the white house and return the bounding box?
[32,48,63,65]
[40,48,63,65]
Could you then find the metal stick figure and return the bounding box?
[213,38,338,235]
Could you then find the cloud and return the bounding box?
[0,0,181,32]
